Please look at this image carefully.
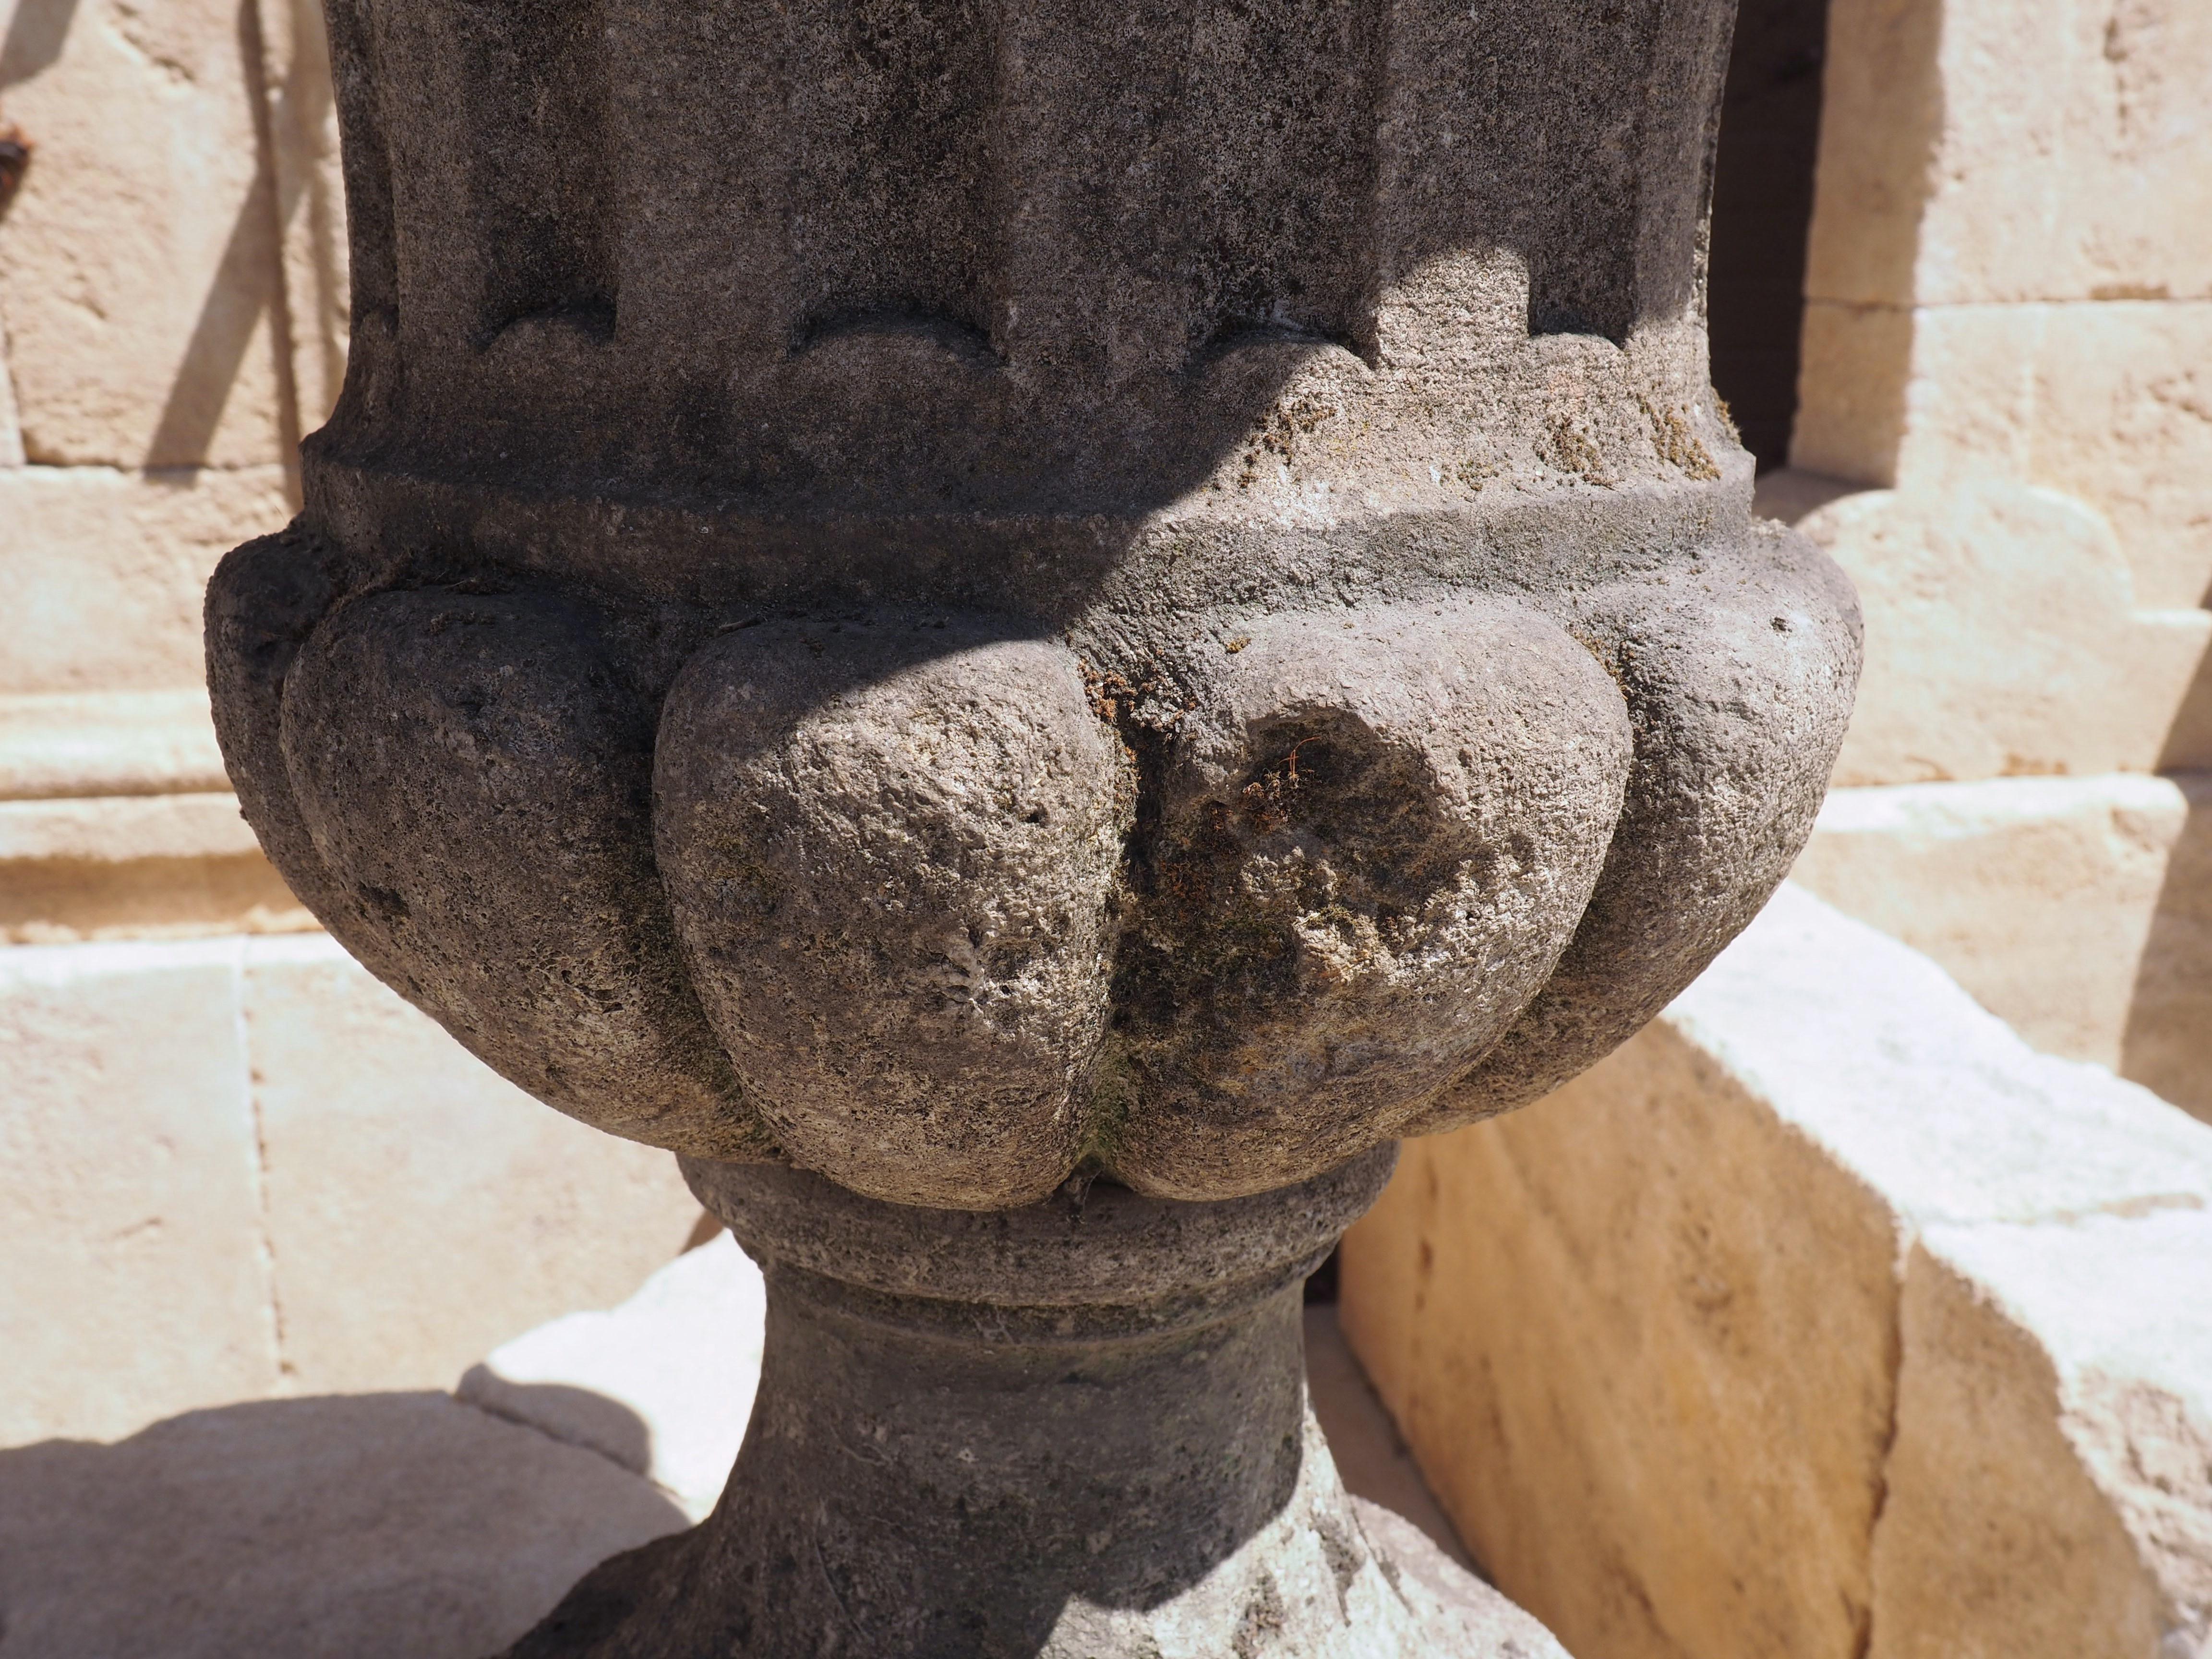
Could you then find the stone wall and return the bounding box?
[1343,887,2212,1659]
[1767,0,2212,1120]
[0,0,699,1443]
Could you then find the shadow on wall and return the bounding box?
[0,0,79,87]
[0,1391,687,1659]
[1706,0,1829,472]
[2125,772,2212,1124]
[0,0,310,470]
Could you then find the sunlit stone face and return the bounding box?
[207,0,1860,1210]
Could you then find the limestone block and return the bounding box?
[0,791,312,943]
[1785,482,2209,782]
[0,1392,688,1659]
[0,692,311,941]
[1342,885,2212,1659]
[1793,775,2207,1111]
[0,0,289,466]
[1791,304,2212,628]
[1913,0,2212,307]
[1806,0,2212,310]
[0,938,278,1445]
[2001,303,2212,618]
[253,0,349,433]
[1791,300,1914,486]
[1875,1215,2212,1659]
[0,308,24,466]
[2126,770,2212,1124]
[0,464,293,695]
[243,934,704,1395]
[1800,0,1943,313]
[0,690,229,799]
[1339,999,1903,1659]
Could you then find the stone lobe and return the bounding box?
[1107,600,1635,1199]
[280,584,768,1158]
[656,617,1127,1208]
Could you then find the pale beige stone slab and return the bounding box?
[1792,304,2212,626]
[0,307,24,467]
[1341,979,1904,1659]
[1876,1214,2212,1659]
[1886,304,2212,617]
[1807,0,2212,312]
[1791,300,1914,485]
[0,690,229,799]
[458,1231,766,1522]
[1801,0,1943,314]
[1788,482,2209,783]
[0,0,290,467]
[0,465,293,696]
[0,938,279,1445]
[0,694,307,944]
[0,793,261,862]
[0,1392,688,1659]
[1795,774,2212,1124]
[243,934,705,1395]
[1344,886,2212,1659]
[0,792,310,944]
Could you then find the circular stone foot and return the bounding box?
[499,1416,1565,1659]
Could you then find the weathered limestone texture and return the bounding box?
[1341,886,2212,1659]
[0,0,290,468]
[0,939,279,1446]
[1795,772,2212,1123]
[0,934,701,1445]
[206,0,1857,1649]
[1767,475,2209,786]
[1785,0,2212,775]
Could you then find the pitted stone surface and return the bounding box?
[657,617,1126,1207]
[1106,600,1633,1199]
[208,0,1858,1209]
[207,1,1854,1648]
[281,585,766,1158]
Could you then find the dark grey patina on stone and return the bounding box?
[206,0,1859,1651]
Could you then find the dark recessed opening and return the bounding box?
[1707,0,1831,472]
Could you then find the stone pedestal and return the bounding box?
[205,0,1861,1651]
[506,1149,1551,1657]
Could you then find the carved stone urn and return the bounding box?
[207,0,1859,1651]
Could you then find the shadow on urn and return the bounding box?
[205,0,1860,1651]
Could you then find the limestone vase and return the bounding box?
[205,0,1861,1651]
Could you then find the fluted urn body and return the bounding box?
[208,0,1858,1651]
